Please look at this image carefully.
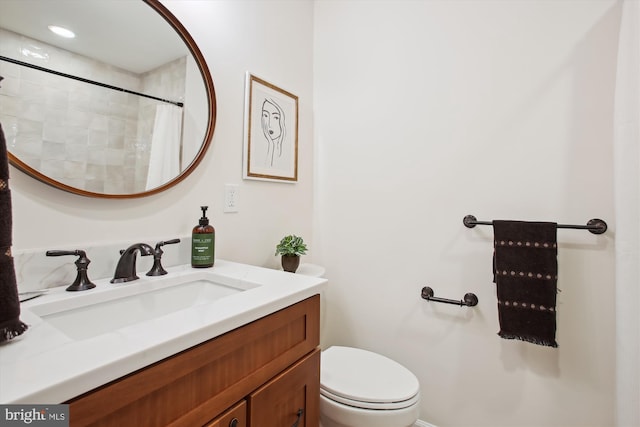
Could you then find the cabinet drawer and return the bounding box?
[248,349,320,427]
[204,400,246,427]
[67,295,320,427]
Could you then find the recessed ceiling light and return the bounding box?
[48,25,75,39]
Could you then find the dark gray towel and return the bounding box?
[493,220,558,348]
[0,122,28,342]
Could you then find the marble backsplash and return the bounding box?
[14,235,191,293]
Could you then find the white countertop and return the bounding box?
[0,260,327,404]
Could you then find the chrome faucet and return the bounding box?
[111,243,154,283]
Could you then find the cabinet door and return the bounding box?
[248,349,320,427]
[204,400,246,427]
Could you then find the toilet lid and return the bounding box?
[321,346,420,409]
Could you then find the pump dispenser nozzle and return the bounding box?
[199,206,210,226]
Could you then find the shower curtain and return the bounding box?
[146,104,183,191]
[614,1,640,426]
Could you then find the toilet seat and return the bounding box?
[320,346,420,411]
[321,387,420,410]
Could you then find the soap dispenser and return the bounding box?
[192,206,215,268]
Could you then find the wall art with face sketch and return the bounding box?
[243,72,298,182]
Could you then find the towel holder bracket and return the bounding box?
[586,218,607,234]
[463,215,488,228]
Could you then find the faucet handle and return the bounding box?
[146,238,181,276]
[46,250,96,292]
[157,238,180,248]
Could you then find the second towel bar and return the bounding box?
[421,286,478,307]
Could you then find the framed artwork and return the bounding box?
[243,72,298,182]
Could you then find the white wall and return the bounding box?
[9,0,316,271]
[314,1,620,427]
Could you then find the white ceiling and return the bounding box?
[0,0,188,74]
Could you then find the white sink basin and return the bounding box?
[29,274,253,340]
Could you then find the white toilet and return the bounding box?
[320,346,421,427]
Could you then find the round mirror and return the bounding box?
[0,0,216,198]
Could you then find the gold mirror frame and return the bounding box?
[6,0,216,199]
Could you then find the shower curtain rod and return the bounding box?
[463,215,608,235]
[0,55,183,107]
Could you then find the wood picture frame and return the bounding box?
[243,72,298,182]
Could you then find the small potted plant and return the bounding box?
[275,235,308,273]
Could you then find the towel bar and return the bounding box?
[421,286,478,307]
[463,215,607,235]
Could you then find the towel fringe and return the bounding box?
[0,318,28,343]
[498,332,558,348]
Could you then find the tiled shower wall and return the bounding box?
[0,29,186,194]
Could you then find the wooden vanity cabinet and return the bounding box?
[66,295,320,427]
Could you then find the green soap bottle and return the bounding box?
[191,206,215,268]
